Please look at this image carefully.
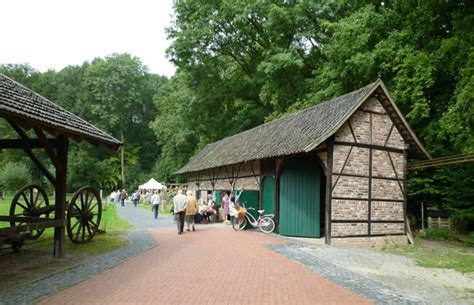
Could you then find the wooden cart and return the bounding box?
[0,184,102,251]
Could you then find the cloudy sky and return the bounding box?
[0,0,176,76]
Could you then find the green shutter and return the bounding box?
[279,157,321,237]
[262,176,275,215]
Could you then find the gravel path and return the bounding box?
[301,246,474,305]
[116,203,175,229]
[268,235,474,305]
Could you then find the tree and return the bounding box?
[79,53,162,188]
[0,162,32,192]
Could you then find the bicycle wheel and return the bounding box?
[231,216,240,231]
[259,216,275,233]
[237,216,247,231]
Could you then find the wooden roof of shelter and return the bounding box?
[176,80,431,175]
[0,73,121,151]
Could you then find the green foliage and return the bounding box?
[464,232,474,247]
[0,162,32,192]
[1,55,165,191]
[423,228,454,241]
[163,0,474,220]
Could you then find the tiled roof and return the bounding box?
[0,73,121,150]
[176,80,430,174]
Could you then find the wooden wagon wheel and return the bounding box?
[9,184,51,240]
[67,186,102,244]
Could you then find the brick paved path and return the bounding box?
[41,226,370,305]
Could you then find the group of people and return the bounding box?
[109,187,241,235]
[172,190,198,234]
[109,189,129,207]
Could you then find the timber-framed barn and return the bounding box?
[175,79,431,246]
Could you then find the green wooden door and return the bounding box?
[239,190,259,228]
[214,191,222,207]
[279,157,321,237]
[262,176,275,215]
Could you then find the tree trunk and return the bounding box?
[120,129,125,188]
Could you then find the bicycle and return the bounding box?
[231,204,275,233]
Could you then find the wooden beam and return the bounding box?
[33,126,62,171]
[325,136,334,245]
[334,141,405,154]
[53,135,68,258]
[7,120,56,185]
[0,219,66,236]
[0,138,58,149]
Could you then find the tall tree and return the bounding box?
[82,53,163,188]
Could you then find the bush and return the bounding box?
[464,232,474,247]
[0,162,32,192]
[423,228,453,240]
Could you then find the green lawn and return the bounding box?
[386,238,474,273]
[0,195,134,292]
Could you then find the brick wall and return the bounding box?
[360,97,386,113]
[349,111,371,144]
[371,223,404,235]
[330,96,407,240]
[332,175,369,198]
[334,122,355,142]
[372,113,392,146]
[386,127,405,150]
[372,179,403,200]
[332,200,368,220]
[371,201,403,221]
[332,223,368,237]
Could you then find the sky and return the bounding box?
[0,0,176,76]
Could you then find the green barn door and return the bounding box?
[262,176,275,215]
[279,157,321,237]
[239,190,259,220]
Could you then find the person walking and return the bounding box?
[119,189,127,207]
[173,190,188,235]
[222,191,231,224]
[185,190,198,232]
[151,190,161,219]
[131,191,140,207]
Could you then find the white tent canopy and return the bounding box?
[138,178,164,190]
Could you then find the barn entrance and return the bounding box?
[278,157,323,238]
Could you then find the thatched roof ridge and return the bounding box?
[0,73,121,150]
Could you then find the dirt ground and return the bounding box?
[0,247,84,293]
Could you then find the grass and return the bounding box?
[137,201,174,217]
[0,198,133,292]
[24,204,133,255]
[386,237,474,273]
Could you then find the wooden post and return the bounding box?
[325,136,334,246]
[54,135,68,258]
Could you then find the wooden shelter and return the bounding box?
[0,73,122,256]
[176,79,431,246]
